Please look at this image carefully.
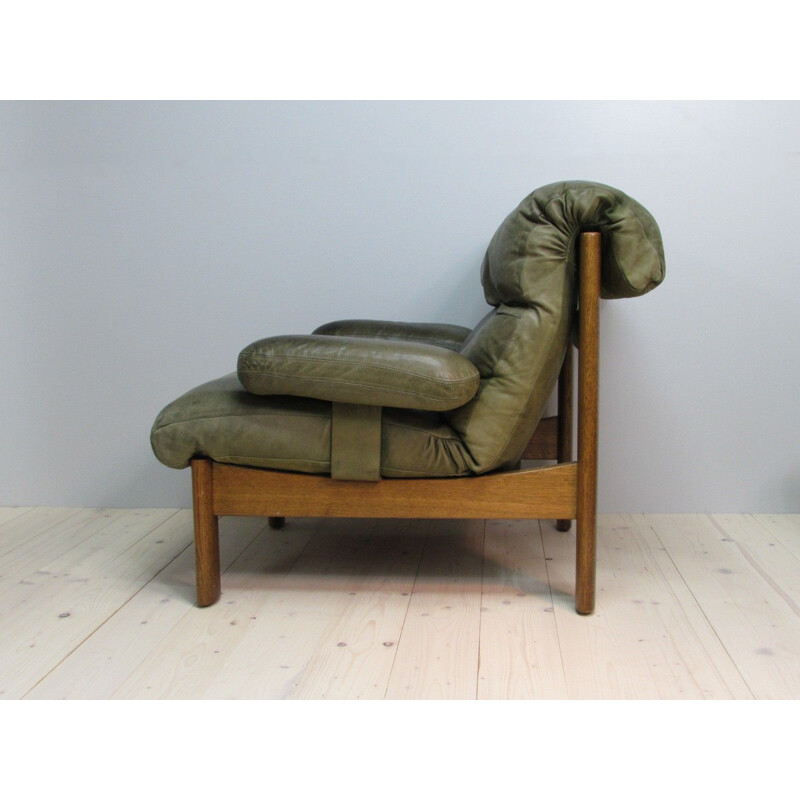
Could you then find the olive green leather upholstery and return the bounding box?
[312,320,471,351]
[150,374,472,476]
[238,335,480,411]
[330,403,382,480]
[151,181,665,478]
[446,180,665,473]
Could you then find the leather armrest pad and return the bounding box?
[238,334,480,411]
[312,319,471,351]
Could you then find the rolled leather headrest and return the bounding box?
[481,180,665,305]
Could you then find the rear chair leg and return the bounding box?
[191,458,221,607]
[556,345,574,532]
[268,516,285,529]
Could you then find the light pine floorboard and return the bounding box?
[478,519,566,698]
[1,508,798,699]
[0,507,35,531]
[1,509,179,698]
[291,519,427,700]
[25,514,268,699]
[112,517,324,699]
[646,514,800,699]
[0,507,83,558]
[180,518,425,700]
[541,515,752,699]
[384,518,484,699]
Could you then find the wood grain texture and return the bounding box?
[112,518,320,699]
[0,507,34,530]
[212,461,577,519]
[0,507,83,558]
[25,514,267,699]
[478,519,566,698]
[520,416,558,460]
[0,509,180,699]
[648,513,800,699]
[196,519,380,699]
[0,508,128,597]
[2,509,799,700]
[712,514,800,603]
[191,458,220,607]
[542,515,753,699]
[575,232,601,614]
[750,514,800,560]
[384,519,484,699]
[289,519,427,699]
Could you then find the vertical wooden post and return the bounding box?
[555,344,574,531]
[576,232,601,615]
[191,458,221,607]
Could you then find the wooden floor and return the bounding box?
[1,506,798,699]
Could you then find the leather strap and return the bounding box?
[330,403,382,481]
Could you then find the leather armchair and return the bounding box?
[151,180,665,613]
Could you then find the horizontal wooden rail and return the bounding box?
[212,461,578,520]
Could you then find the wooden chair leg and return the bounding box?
[268,516,285,529]
[556,345,574,532]
[575,232,600,615]
[191,458,221,607]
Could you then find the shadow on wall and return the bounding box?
[765,469,800,515]
[597,303,683,513]
[426,242,491,328]
[120,455,192,510]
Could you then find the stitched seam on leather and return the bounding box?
[157,455,332,469]
[239,371,476,402]
[153,410,329,431]
[214,458,466,477]
[241,368,476,390]
[238,353,476,383]
[218,456,329,466]
[320,330,468,349]
[317,321,470,334]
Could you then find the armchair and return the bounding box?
[151,180,665,614]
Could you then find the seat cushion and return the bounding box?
[150,373,473,477]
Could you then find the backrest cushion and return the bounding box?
[446,181,665,473]
[482,181,665,305]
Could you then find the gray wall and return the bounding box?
[1,101,798,512]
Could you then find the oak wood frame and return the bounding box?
[190,232,601,614]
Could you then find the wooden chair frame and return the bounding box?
[189,232,601,614]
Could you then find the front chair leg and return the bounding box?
[191,458,221,607]
[575,514,596,615]
[574,231,600,615]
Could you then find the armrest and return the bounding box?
[312,319,471,352]
[237,334,480,411]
